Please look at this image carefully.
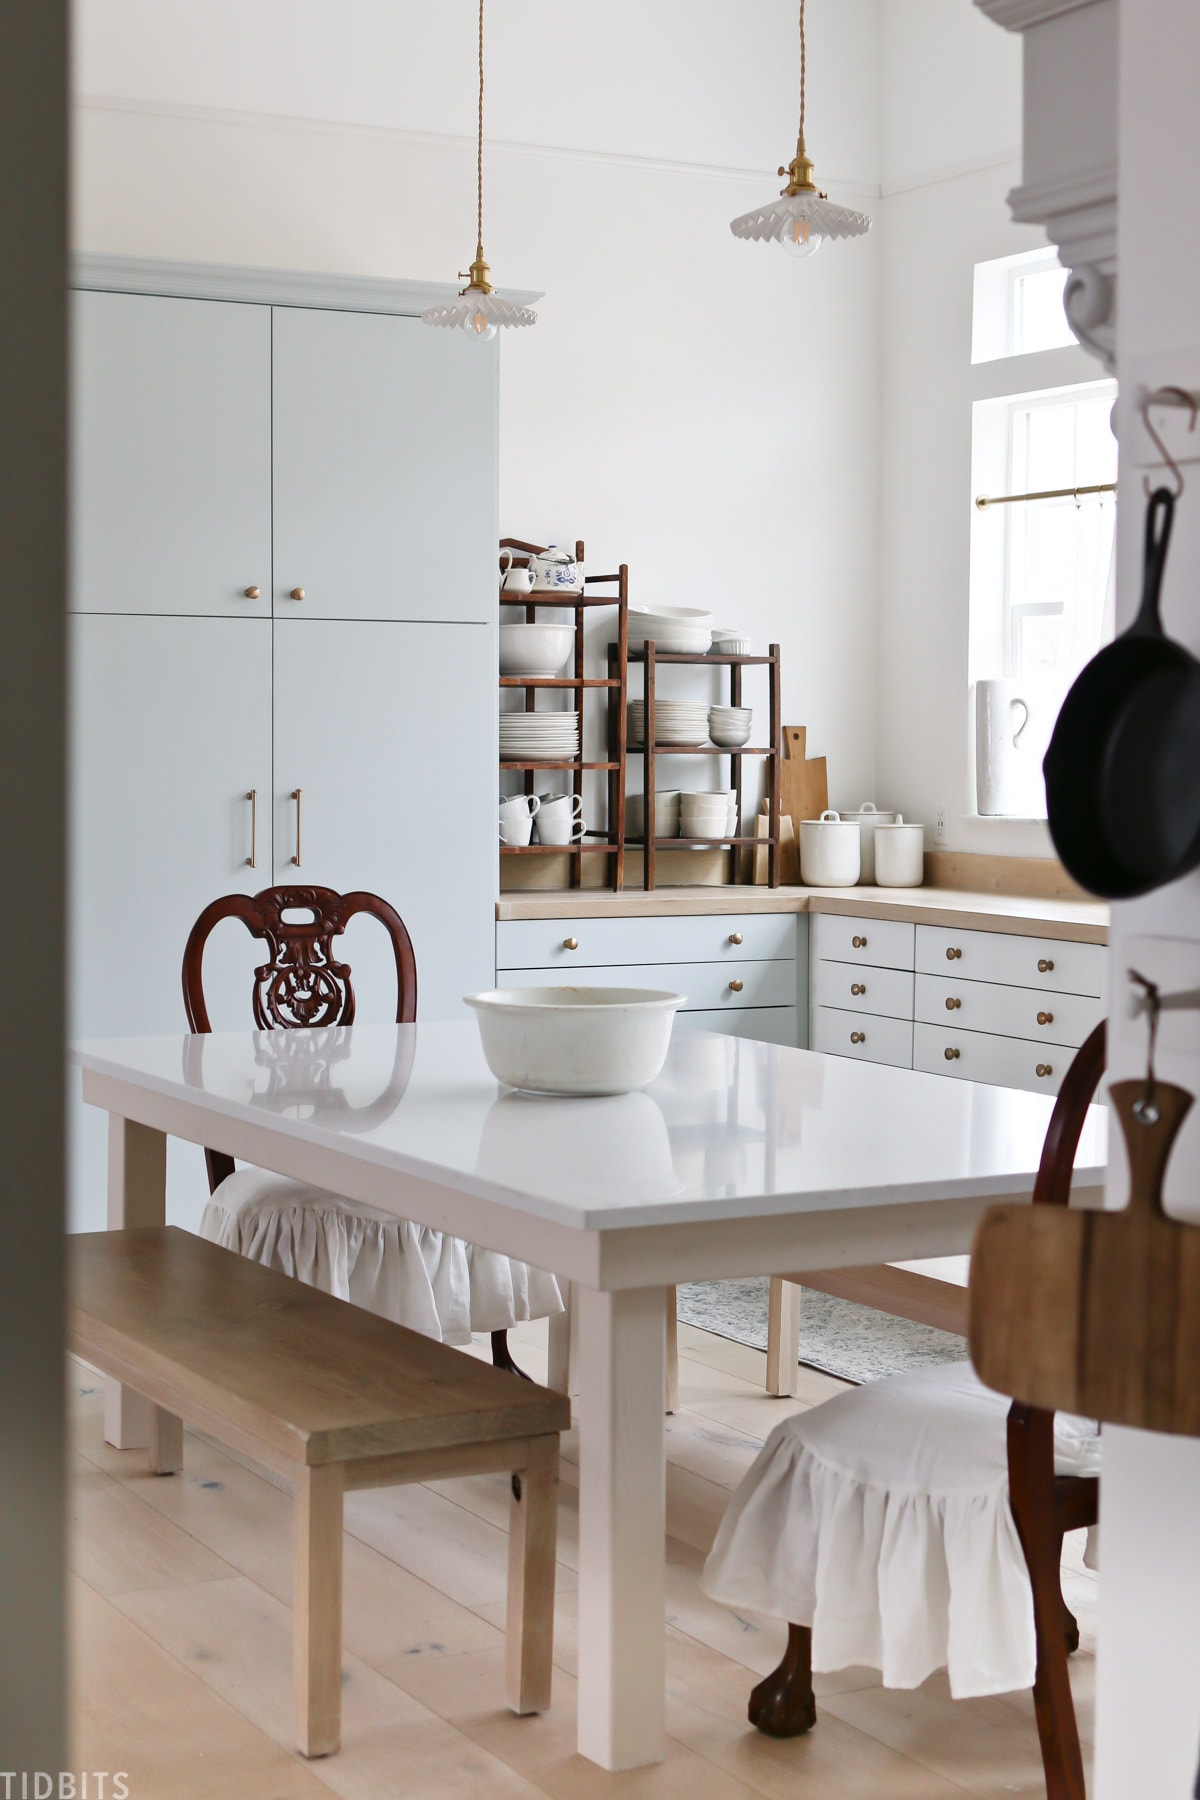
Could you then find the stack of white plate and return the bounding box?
[709,705,753,747]
[499,710,580,761]
[628,700,711,747]
[680,790,738,840]
[628,607,713,655]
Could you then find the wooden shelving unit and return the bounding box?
[611,641,782,892]
[499,538,628,891]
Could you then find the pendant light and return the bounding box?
[422,0,536,340]
[730,0,871,258]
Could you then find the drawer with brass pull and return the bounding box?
[913,1023,1068,1095]
[914,973,1103,1047]
[497,957,789,1011]
[813,958,914,1020]
[914,925,1105,997]
[811,1006,913,1068]
[812,913,915,972]
[496,912,796,971]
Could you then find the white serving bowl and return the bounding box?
[498,623,574,678]
[465,986,685,1096]
[712,635,753,656]
[630,606,713,628]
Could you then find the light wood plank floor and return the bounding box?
[68,1319,1096,1798]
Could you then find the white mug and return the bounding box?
[499,793,540,846]
[499,548,534,595]
[535,793,585,845]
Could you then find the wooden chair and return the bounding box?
[69,1226,568,1756]
[183,884,562,1372]
[703,1023,1105,1800]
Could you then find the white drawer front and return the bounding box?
[676,1006,798,1046]
[496,912,796,971]
[497,959,793,1012]
[914,1022,1066,1095]
[915,925,1105,997]
[812,913,915,972]
[916,973,1103,1048]
[811,1006,913,1068]
[813,959,914,1020]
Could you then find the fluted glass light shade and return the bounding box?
[422,0,536,340]
[730,0,871,258]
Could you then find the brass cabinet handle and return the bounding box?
[852,935,867,949]
[289,586,306,601]
[728,932,744,945]
[1037,1010,1054,1026]
[945,996,961,1011]
[946,946,962,961]
[1038,958,1054,973]
[728,979,744,993]
[1036,1063,1053,1078]
[563,937,579,951]
[245,789,257,868]
[851,982,866,996]
[244,585,260,599]
[290,787,302,866]
[850,1030,865,1044]
[944,1046,961,1061]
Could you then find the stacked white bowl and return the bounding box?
[626,790,682,838]
[628,607,713,655]
[709,705,753,747]
[680,790,737,839]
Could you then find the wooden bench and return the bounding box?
[69,1227,570,1758]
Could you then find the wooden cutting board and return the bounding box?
[969,1079,1200,1436]
[779,727,828,832]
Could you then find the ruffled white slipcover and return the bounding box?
[701,1362,1101,1699]
[199,1167,562,1347]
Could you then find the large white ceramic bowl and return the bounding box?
[499,622,574,678]
[464,986,685,1096]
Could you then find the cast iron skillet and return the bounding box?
[1044,486,1200,898]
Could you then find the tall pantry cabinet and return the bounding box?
[69,260,501,1233]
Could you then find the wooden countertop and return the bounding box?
[495,884,1110,944]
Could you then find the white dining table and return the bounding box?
[71,1021,1107,1771]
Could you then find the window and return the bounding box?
[972,248,1076,363]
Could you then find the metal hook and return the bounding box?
[1140,385,1198,500]
[1129,968,1162,1123]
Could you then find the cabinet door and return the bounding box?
[69,615,273,1232]
[271,307,497,623]
[272,620,495,1020]
[71,291,271,616]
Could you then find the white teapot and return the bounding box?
[527,544,584,594]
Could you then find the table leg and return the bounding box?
[576,1285,667,1770]
[766,1276,802,1398]
[103,1114,166,1449]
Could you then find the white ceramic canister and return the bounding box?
[839,800,899,885]
[798,810,861,887]
[874,815,925,887]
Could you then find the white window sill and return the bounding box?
[947,815,1056,859]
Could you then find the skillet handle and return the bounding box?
[1132,487,1175,635]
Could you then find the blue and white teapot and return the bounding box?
[527,544,584,594]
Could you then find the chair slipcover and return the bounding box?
[701,1361,1100,1699]
[200,1167,563,1347]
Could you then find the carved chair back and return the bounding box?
[182,884,417,1192]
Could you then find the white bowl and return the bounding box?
[465,986,685,1096]
[498,623,574,678]
[710,723,752,747]
[712,635,753,656]
[631,606,713,627]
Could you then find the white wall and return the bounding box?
[72,0,883,820]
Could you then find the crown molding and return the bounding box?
[975,0,1107,29]
[70,251,542,315]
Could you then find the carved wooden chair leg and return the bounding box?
[749,1623,816,1738]
[491,1328,532,1381]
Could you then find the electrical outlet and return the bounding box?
[934,803,948,844]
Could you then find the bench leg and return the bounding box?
[294,1462,344,1757]
[506,1437,559,1715]
[147,1406,183,1475]
[547,1282,577,1396]
[766,1277,801,1398]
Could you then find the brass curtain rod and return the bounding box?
[975,481,1117,511]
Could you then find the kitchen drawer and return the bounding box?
[813,958,913,1020]
[496,912,796,971]
[497,958,793,1012]
[812,913,915,972]
[676,1006,798,1045]
[915,925,1105,997]
[916,973,1103,1048]
[914,1022,1065,1095]
[811,1006,913,1068]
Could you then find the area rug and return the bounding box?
[676,1276,968,1385]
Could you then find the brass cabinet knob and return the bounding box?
[1037,958,1054,973]
[728,932,744,945]
[562,937,579,951]
[244,585,260,599]
[851,982,866,996]
[945,996,961,1011]
[852,935,867,949]
[944,1046,961,1061]
[289,586,306,601]
[946,946,962,961]
[1036,1063,1053,1078]
[850,1030,865,1044]
[1037,1010,1054,1026]
[728,979,744,993]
